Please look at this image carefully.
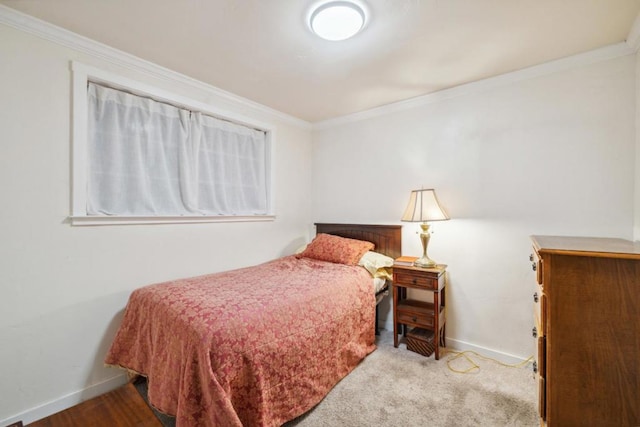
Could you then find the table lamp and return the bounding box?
[401,188,449,268]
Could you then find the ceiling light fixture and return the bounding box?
[309,1,366,41]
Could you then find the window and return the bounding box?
[71,63,274,225]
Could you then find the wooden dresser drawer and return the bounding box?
[396,300,436,328]
[397,311,434,328]
[533,287,542,332]
[530,249,543,286]
[394,271,440,290]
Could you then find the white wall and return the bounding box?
[0,23,313,424]
[312,53,636,360]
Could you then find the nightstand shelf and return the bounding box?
[392,262,447,359]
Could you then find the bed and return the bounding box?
[105,223,401,426]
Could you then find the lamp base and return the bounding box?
[414,223,438,268]
[413,256,437,268]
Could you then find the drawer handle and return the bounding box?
[412,317,417,322]
[532,361,538,374]
[531,262,537,272]
[532,326,537,338]
[412,278,417,285]
[533,292,539,303]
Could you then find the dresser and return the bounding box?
[530,235,639,427]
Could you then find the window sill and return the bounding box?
[70,215,276,226]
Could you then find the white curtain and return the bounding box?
[87,83,268,216]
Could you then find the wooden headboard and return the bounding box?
[315,223,402,260]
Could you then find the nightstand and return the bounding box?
[392,262,447,359]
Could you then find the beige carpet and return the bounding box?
[285,330,538,427]
[138,330,538,426]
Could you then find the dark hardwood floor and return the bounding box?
[28,382,161,427]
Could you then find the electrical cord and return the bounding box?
[443,349,533,374]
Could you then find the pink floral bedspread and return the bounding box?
[105,255,376,426]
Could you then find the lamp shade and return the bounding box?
[401,189,449,222]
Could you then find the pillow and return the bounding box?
[373,277,388,294]
[294,244,308,254]
[359,251,394,279]
[297,233,374,265]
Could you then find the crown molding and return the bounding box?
[626,12,640,52]
[0,4,311,130]
[313,42,635,131]
[2,4,635,132]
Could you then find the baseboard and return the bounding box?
[379,318,532,365]
[444,337,533,366]
[1,374,128,426]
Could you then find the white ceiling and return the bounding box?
[2,0,640,123]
